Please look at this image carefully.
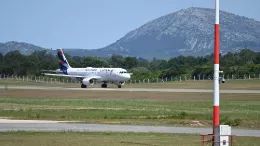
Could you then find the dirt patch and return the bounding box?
[188,120,204,126]
[180,120,210,127]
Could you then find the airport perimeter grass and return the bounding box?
[1,79,260,89]
[1,89,260,129]
[0,131,259,146]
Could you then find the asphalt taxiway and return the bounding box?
[0,120,260,137]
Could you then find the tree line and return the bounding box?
[0,48,260,80]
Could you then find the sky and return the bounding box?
[0,0,259,49]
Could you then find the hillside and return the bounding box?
[1,7,260,59]
[97,7,260,59]
[0,41,46,55]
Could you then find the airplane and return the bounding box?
[42,49,132,88]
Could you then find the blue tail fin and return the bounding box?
[57,49,71,74]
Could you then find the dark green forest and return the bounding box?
[0,48,260,80]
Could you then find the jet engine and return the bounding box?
[82,78,95,85]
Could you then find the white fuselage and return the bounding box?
[59,67,131,83]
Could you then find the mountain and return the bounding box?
[97,7,260,59]
[0,41,46,55]
[1,7,260,59]
[0,41,98,57]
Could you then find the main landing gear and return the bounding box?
[81,82,122,88]
[81,84,87,88]
[101,82,122,88]
[101,83,107,88]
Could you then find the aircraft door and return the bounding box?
[110,69,116,81]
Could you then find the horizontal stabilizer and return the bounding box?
[41,70,55,72]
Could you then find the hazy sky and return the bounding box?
[0,0,259,49]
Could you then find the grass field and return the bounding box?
[1,79,260,89]
[1,89,260,129]
[0,131,259,146]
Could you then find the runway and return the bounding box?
[1,121,260,137]
[1,85,260,93]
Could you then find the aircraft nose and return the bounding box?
[121,73,131,80]
[124,73,131,80]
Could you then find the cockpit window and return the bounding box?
[119,71,127,74]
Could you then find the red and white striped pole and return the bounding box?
[213,0,220,133]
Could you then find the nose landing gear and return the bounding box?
[101,83,108,88]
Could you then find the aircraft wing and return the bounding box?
[42,73,101,79]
